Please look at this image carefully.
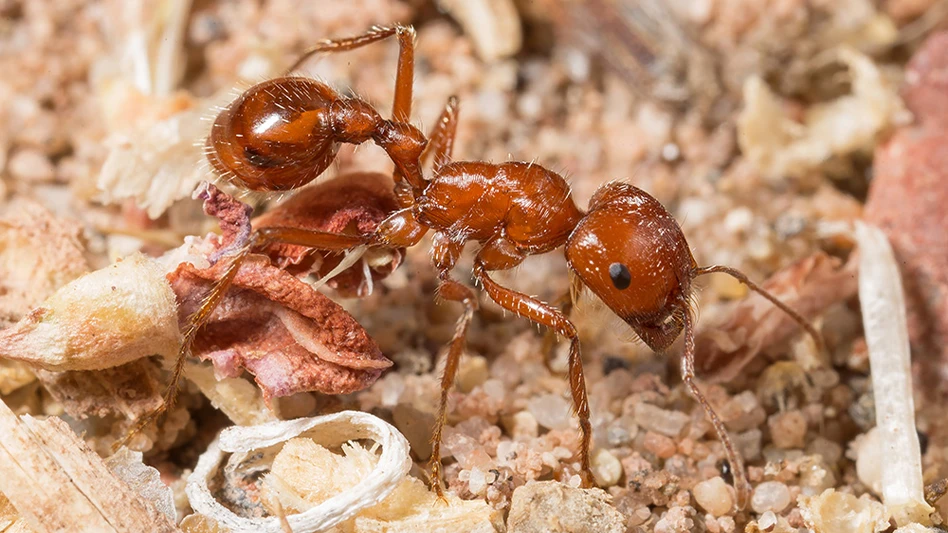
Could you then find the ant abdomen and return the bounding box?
[207,77,383,191]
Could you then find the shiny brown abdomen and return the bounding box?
[416,161,584,251]
[207,77,340,191]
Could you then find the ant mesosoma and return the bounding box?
[125,24,821,509]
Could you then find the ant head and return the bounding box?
[565,182,696,328]
[207,78,341,191]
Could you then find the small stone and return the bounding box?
[591,449,622,487]
[758,510,777,531]
[751,481,791,514]
[8,149,55,183]
[768,410,807,449]
[458,354,489,392]
[634,403,690,437]
[392,404,434,460]
[693,477,734,517]
[654,505,695,533]
[643,431,677,459]
[507,481,625,533]
[528,393,573,430]
[503,410,539,440]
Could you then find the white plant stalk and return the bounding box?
[855,221,932,526]
[187,410,411,533]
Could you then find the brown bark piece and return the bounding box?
[0,399,179,532]
[34,359,164,420]
[695,252,858,382]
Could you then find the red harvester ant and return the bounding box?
[126,25,821,508]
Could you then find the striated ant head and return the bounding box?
[565,182,697,347]
[207,77,383,192]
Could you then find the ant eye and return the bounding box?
[608,262,631,290]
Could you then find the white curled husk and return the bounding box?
[186,410,411,533]
[855,221,933,526]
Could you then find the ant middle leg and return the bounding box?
[424,96,460,175]
[427,233,478,498]
[471,251,595,488]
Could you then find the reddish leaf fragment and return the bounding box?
[253,172,403,297]
[866,31,948,375]
[169,254,391,401]
[695,252,857,383]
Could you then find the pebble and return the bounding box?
[643,431,677,459]
[528,393,573,430]
[758,510,777,530]
[507,481,625,533]
[503,410,539,440]
[634,402,690,437]
[591,448,622,487]
[8,148,55,183]
[458,354,489,392]
[768,410,807,449]
[751,481,792,514]
[693,476,734,517]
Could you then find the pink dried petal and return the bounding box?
[253,172,403,296]
[865,31,948,385]
[169,254,391,400]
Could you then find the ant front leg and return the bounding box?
[471,251,595,488]
[427,233,478,499]
[115,227,369,450]
[680,298,751,509]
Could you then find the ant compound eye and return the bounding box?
[608,262,631,290]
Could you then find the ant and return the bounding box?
[123,24,821,509]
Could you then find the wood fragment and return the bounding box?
[0,398,179,532]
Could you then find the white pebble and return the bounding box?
[8,149,54,182]
[634,403,690,437]
[591,449,622,487]
[758,510,777,530]
[528,393,573,430]
[693,477,734,517]
[751,481,791,514]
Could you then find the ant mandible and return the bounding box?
[128,24,821,509]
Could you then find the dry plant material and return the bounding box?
[855,221,933,526]
[105,447,177,522]
[186,410,411,533]
[34,359,164,421]
[184,362,279,426]
[738,47,904,181]
[0,397,178,532]
[865,30,948,375]
[436,0,522,61]
[253,173,403,298]
[695,252,857,382]
[799,489,890,533]
[0,253,180,372]
[168,184,392,400]
[506,481,625,533]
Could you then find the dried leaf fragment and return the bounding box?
[696,252,857,382]
[0,253,180,372]
[186,411,411,533]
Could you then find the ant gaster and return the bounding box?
[125,25,821,509]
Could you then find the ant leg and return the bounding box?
[694,265,823,351]
[115,246,249,449]
[540,291,573,372]
[681,301,751,509]
[284,25,415,90]
[427,233,477,499]
[423,96,460,175]
[472,257,595,488]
